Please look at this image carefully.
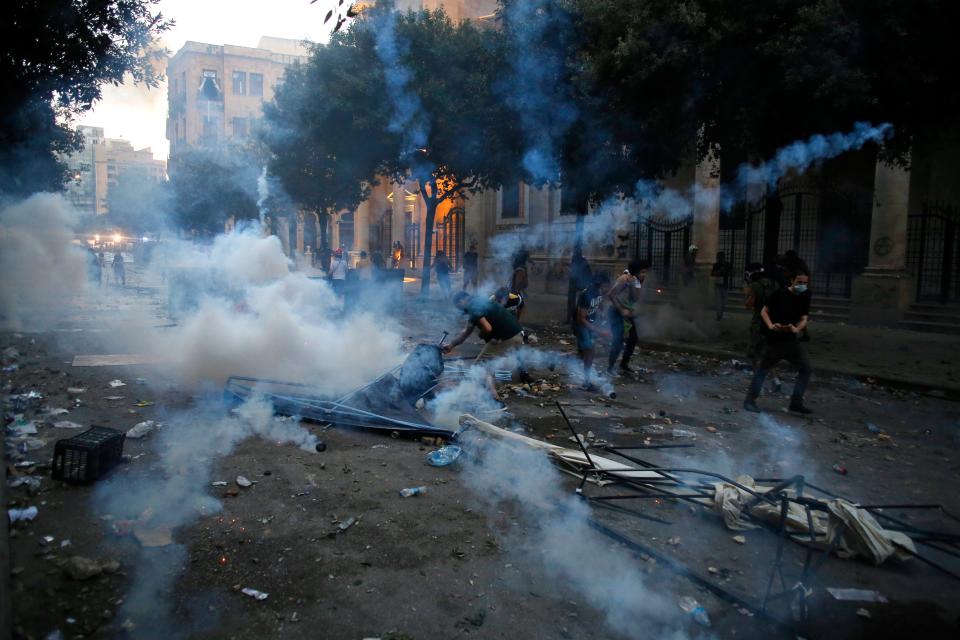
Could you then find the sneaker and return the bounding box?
[743,399,762,413]
[620,363,635,375]
[789,401,813,415]
[606,366,618,377]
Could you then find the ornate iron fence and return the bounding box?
[907,202,960,303]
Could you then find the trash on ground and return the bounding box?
[426,445,463,467]
[108,379,126,388]
[7,476,42,491]
[832,463,848,475]
[66,388,86,395]
[678,595,711,627]
[13,437,46,451]
[9,417,38,436]
[45,407,70,416]
[672,428,697,439]
[126,420,158,439]
[241,588,269,601]
[53,421,84,430]
[104,395,124,401]
[134,400,154,407]
[732,535,746,545]
[338,516,357,531]
[826,588,888,603]
[59,555,121,581]
[399,486,427,498]
[856,608,871,618]
[211,481,228,487]
[236,475,254,488]
[8,506,39,523]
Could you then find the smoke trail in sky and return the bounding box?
[501,0,578,183]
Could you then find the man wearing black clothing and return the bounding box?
[462,244,479,291]
[743,271,813,414]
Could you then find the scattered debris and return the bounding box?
[338,516,357,531]
[60,556,120,581]
[241,588,269,601]
[678,596,711,627]
[236,475,254,488]
[672,428,697,439]
[108,380,126,388]
[126,420,159,439]
[7,476,42,491]
[732,535,746,545]
[8,506,39,523]
[211,481,228,487]
[426,445,462,467]
[44,407,70,416]
[832,463,848,476]
[399,486,427,498]
[104,396,124,401]
[856,608,871,618]
[826,588,888,603]
[667,536,681,546]
[53,421,84,430]
[66,387,86,395]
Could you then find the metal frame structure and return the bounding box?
[552,402,960,630]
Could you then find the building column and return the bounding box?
[686,155,721,308]
[391,183,405,247]
[850,159,914,324]
[355,200,371,253]
[277,216,290,257]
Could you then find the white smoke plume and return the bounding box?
[142,226,404,393]
[458,429,690,639]
[0,193,88,330]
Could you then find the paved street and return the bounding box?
[4,273,959,639]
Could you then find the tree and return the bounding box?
[263,5,523,291]
[570,0,960,175]
[167,145,260,236]
[105,168,170,237]
[1,1,170,195]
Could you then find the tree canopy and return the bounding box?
[263,5,522,289]
[167,145,260,236]
[0,0,170,196]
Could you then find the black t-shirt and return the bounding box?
[463,251,478,272]
[435,259,450,276]
[468,300,522,341]
[570,256,592,290]
[764,288,811,341]
[576,286,604,324]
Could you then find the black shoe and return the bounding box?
[789,401,813,414]
[620,363,635,374]
[518,371,535,384]
[743,399,762,413]
[606,366,618,377]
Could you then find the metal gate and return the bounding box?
[907,202,960,303]
[630,215,693,285]
[718,186,871,297]
[404,222,420,269]
[434,206,465,270]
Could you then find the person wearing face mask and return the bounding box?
[743,270,813,414]
[606,259,647,376]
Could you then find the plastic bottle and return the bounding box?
[671,428,697,439]
[399,486,427,498]
[678,596,711,627]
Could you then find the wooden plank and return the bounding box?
[71,354,162,367]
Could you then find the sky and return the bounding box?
[77,0,336,160]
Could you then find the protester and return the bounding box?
[782,250,811,342]
[392,241,404,269]
[509,248,530,321]
[329,247,348,298]
[607,259,647,375]
[111,251,125,286]
[88,247,102,286]
[743,270,813,414]
[574,272,612,389]
[444,291,534,398]
[567,246,592,327]
[434,250,452,299]
[356,250,373,280]
[462,243,479,291]
[710,251,733,320]
[97,251,106,285]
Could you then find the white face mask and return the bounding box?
[793,283,808,293]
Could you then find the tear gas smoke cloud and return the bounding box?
[256,166,269,225]
[501,0,578,183]
[0,193,87,331]
[486,122,893,267]
[458,430,690,639]
[94,397,320,635]
[143,226,405,393]
[368,5,430,165]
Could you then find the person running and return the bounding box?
[434,250,452,299]
[392,241,404,269]
[711,251,733,320]
[509,248,530,321]
[743,270,813,414]
[112,251,126,286]
[607,259,647,375]
[574,272,612,389]
[462,243,479,291]
[329,248,348,298]
[567,246,592,327]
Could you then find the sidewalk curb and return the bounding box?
[634,338,960,400]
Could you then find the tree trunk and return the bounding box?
[319,211,329,250]
[420,196,437,294]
